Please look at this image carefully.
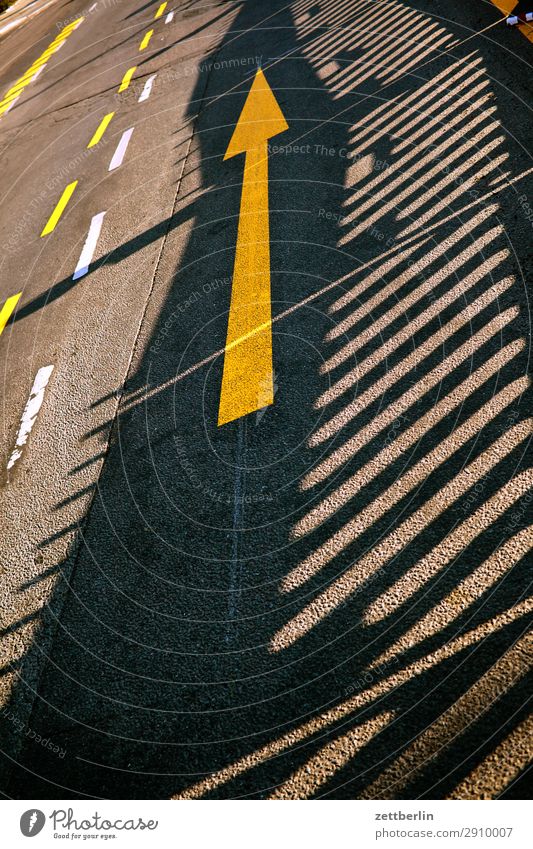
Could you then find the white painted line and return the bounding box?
[88,2,98,10]
[0,17,26,37]
[7,365,54,471]
[32,63,46,81]
[165,11,173,23]
[108,127,134,171]
[73,211,105,280]
[0,0,59,39]
[138,74,156,102]
[3,94,20,113]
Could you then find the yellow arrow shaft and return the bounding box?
[217,68,287,426]
[218,144,273,426]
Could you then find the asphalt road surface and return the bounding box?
[0,0,531,800]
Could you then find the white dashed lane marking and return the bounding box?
[32,64,47,81]
[108,127,134,170]
[73,211,106,280]
[138,75,156,102]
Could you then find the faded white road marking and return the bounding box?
[88,2,98,10]
[7,365,54,471]
[108,127,134,170]
[32,64,46,81]
[138,74,156,102]
[73,211,105,279]
[165,11,173,23]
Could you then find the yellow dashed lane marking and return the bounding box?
[87,111,115,148]
[41,181,78,237]
[139,30,153,50]
[0,293,21,337]
[0,18,84,118]
[118,66,137,92]
[154,2,167,19]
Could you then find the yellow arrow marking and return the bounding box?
[41,181,78,236]
[0,293,21,337]
[218,68,288,427]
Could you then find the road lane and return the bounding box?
[6,363,54,471]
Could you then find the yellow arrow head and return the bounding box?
[224,68,288,160]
